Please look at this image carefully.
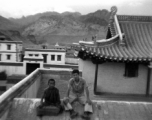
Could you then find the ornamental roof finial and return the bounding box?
[111,6,117,14]
[109,6,117,22]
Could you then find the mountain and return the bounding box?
[0,16,33,45]
[9,11,81,27]
[17,10,110,44]
[7,9,111,45]
[0,16,20,30]
[0,30,33,46]
[80,9,110,25]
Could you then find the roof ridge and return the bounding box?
[117,15,152,22]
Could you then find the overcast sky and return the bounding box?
[0,0,151,18]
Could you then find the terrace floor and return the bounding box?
[6,98,152,120]
[6,75,152,120]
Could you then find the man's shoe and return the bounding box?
[70,110,78,119]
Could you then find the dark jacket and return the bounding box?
[43,87,61,105]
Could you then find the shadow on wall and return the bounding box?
[0,71,7,80]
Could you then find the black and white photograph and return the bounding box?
[0,0,152,120]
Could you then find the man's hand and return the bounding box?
[86,98,92,105]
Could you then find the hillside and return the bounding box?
[1,9,111,45]
[0,16,20,30]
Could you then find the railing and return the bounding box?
[0,68,41,119]
[0,68,75,120]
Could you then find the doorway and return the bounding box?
[26,63,40,75]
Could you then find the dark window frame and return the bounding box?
[7,44,11,50]
[57,55,61,61]
[51,55,55,61]
[124,63,139,77]
[7,55,11,60]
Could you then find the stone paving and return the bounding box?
[33,77,152,120]
[6,98,152,120]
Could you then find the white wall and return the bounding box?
[65,58,78,64]
[79,59,150,95]
[25,51,65,64]
[20,75,41,98]
[79,59,95,83]
[97,62,147,94]
[0,43,22,62]
[0,64,24,76]
[0,53,16,62]
[0,43,16,51]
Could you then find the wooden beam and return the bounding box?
[146,67,151,96]
[94,64,98,94]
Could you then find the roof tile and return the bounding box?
[73,15,152,62]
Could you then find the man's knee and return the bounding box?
[84,103,93,113]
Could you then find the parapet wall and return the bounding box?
[0,68,41,119]
[0,68,80,120]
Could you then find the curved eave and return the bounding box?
[96,34,120,47]
[79,47,152,63]
[78,34,120,47]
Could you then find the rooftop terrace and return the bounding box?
[0,68,152,120]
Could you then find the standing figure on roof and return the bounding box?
[92,35,97,45]
[63,69,93,119]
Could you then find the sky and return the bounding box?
[0,0,151,18]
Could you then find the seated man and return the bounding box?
[63,69,93,119]
[38,79,62,116]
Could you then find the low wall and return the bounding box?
[0,68,83,119]
[40,69,73,81]
[0,62,24,76]
[43,63,78,70]
[65,57,78,65]
[0,68,41,119]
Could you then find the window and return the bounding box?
[57,55,61,61]
[7,45,11,50]
[7,55,11,60]
[124,63,139,77]
[29,54,33,56]
[51,55,55,61]
[35,54,39,56]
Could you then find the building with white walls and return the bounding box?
[0,37,22,62]
[24,48,66,74]
[24,48,66,64]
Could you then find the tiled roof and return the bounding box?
[72,7,152,62]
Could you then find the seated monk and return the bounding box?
[37,79,63,116]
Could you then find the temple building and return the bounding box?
[72,6,152,97]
